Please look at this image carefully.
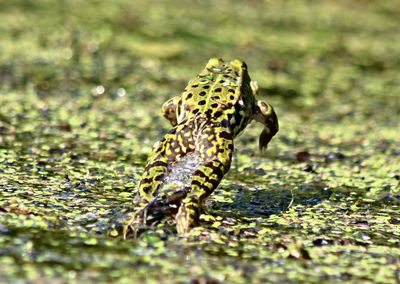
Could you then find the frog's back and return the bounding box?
[177,58,253,123]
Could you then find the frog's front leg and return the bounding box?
[162,96,180,126]
[175,126,233,235]
[253,100,279,151]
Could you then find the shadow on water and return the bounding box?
[207,182,333,220]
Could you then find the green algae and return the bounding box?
[1,0,400,283]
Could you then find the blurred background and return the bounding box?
[1,0,399,123]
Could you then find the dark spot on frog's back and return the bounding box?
[186,93,193,99]
[221,118,229,127]
[228,89,235,93]
[219,131,232,140]
[211,103,218,108]
[203,85,210,89]
[199,91,206,96]
[192,84,198,88]
[214,88,222,93]
[214,111,223,118]
[198,100,206,105]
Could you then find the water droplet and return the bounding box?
[117,88,126,97]
[95,85,105,95]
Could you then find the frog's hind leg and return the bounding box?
[175,126,233,235]
[138,155,169,204]
[133,122,196,231]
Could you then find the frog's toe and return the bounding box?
[107,210,143,239]
[175,203,199,236]
[175,210,190,235]
[107,221,130,239]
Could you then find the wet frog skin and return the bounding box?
[133,58,278,235]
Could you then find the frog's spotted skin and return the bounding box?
[132,58,278,236]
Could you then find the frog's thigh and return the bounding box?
[138,151,169,203]
[138,124,194,202]
[175,127,233,234]
[193,126,233,197]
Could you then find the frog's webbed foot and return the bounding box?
[107,198,157,239]
[107,210,143,239]
[253,100,279,151]
[108,206,164,239]
[162,96,181,126]
[139,187,190,226]
[110,187,191,238]
[108,206,166,239]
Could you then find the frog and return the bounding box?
[125,58,278,237]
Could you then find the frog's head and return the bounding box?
[205,58,248,75]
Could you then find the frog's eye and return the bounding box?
[206,58,224,69]
[230,59,247,70]
[250,81,259,95]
